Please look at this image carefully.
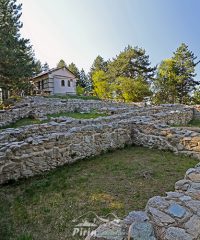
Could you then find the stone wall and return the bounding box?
[87,161,200,240]
[1,97,200,239]
[0,102,194,184]
[193,105,200,120]
[0,96,139,127]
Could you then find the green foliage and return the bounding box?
[173,43,199,103]
[114,76,152,102]
[192,90,200,104]
[79,68,87,88]
[90,55,108,76]
[92,70,112,99]
[107,45,156,81]
[153,43,199,104]
[91,46,154,102]
[67,62,80,79]
[79,68,92,92]
[153,59,178,104]
[76,85,85,95]
[89,55,108,91]
[17,234,33,240]
[57,59,66,68]
[42,62,50,72]
[0,0,38,95]
[34,60,43,75]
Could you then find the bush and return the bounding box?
[76,86,85,95]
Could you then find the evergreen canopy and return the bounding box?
[0,0,38,93]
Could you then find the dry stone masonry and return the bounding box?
[1,97,200,239]
[86,162,200,240]
[0,96,138,127]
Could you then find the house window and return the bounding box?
[42,80,44,90]
[38,81,41,90]
[61,80,65,87]
[68,80,71,87]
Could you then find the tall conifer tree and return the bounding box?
[0,0,37,94]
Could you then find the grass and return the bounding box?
[171,118,200,128]
[0,146,198,240]
[0,112,107,130]
[186,118,200,127]
[46,94,100,101]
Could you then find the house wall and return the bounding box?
[0,88,2,103]
[0,88,9,102]
[49,68,76,95]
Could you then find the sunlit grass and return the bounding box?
[0,112,107,130]
[46,94,100,101]
[0,146,198,240]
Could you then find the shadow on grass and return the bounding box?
[0,146,198,240]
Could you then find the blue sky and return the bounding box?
[19,0,200,77]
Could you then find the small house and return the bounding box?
[31,67,77,95]
[0,87,10,103]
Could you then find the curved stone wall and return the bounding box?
[0,101,194,184]
[87,162,200,240]
[0,96,138,127]
[1,97,200,239]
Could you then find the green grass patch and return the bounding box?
[171,118,200,128]
[0,146,197,240]
[0,112,107,130]
[46,112,107,119]
[46,94,100,101]
[186,118,200,127]
[0,118,43,129]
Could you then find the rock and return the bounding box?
[123,211,149,225]
[185,168,200,182]
[128,222,156,240]
[26,137,33,143]
[166,191,183,199]
[165,227,193,240]
[147,196,170,210]
[168,203,186,218]
[183,137,192,141]
[86,221,127,240]
[184,215,200,238]
[186,188,200,200]
[185,200,200,214]
[195,162,200,168]
[147,207,175,226]
[179,195,192,201]
[175,179,191,191]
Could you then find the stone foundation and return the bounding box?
[0,101,194,184]
[1,97,200,239]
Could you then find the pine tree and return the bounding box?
[42,62,50,72]
[79,69,87,88]
[57,59,66,68]
[33,60,43,75]
[67,62,80,78]
[0,0,37,94]
[153,59,178,104]
[90,55,108,76]
[153,43,200,104]
[89,55,107,90]
[90,46,154,101]
[172,43,200,103]
[108,46,156,82]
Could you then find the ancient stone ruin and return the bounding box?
[1,96,200,239]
